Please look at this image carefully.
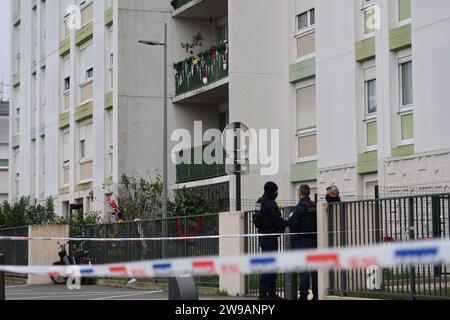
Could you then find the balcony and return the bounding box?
[173,43,229,103]
[172,0,227,19]
[176,144,226,184]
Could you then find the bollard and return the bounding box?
[168,276,199,300]
[0,254,5,300]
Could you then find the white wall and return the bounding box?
[227,0,291,201]
[411,0,450,154]
[315,0,357,170]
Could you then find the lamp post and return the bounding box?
[139,23,168,257]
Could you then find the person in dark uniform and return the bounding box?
[288,184,318,301]
[255,181,287,300]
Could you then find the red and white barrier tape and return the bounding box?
[0,238,449,278]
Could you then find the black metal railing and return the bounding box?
[0,227,28,273]
[83,214,219,287]
[327,193,450,300]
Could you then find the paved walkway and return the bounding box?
[5,284,255,301]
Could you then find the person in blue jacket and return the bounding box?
[288,184,318,301]
[255,181,287,300]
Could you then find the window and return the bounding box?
[362,0,376,35]
[296,8,315,34]
[62,130,70,167]
[400,61,413,108]
[297,133,317,159]
[63,56,70,91]
[217,17,228,42]
[80,43,93,83]
[15,107,20,133]
[296,83,317,160]
[79,120,93,161]
[365,79,377,115]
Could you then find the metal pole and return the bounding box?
[162,22,168,258]
[0,254,5,300]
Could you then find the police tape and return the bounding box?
[0,238,449,278]
[0,228,386,242]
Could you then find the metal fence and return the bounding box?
[327,193,450,299]
[244,207,294,297]
[83,214,219,287]
[0,227,28,275]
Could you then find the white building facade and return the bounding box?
[9,0,450,217]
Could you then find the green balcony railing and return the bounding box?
[174,0,193,9]
[174,43,228,96]
[176,143,227,184]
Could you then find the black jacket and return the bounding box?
[257,195,287,247]
[288,196,317,240]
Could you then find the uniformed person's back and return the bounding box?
[254,182,287,300]
[287,184,318,301]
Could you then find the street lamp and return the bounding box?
[139,23,168,257]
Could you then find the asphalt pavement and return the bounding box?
[5,284,255,300]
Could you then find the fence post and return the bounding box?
[408,197,416,300]
[339,203,347,296]
[432,196,442,278]
[327,204,335,294]
[374,185,381,243]
[284,226,298,300]
[0,254,5,300]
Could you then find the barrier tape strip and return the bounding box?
[0,229,387,242]
[0,238,449,278]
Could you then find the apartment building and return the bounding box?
[9,0,178,216]
[0,96,9,203]
[9,0,450,216]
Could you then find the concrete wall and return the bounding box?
[228,0,291,202]
[27,224,69,285]
[218,211,245,296]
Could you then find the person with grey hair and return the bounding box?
[326,185,341,203]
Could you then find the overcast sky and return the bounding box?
[0,0,11,99]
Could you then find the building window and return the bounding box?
[80,42,93,83]
[400,61,413,108]
[398,0,411,22]
[217,17,228,42]
[296,8,315,35]
[296,84,317,161]
[15,107,20,133]
[362,0,376,35]
[365,79,377,115]
[79,119,93,161]
[62,130,70,168]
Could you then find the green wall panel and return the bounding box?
[59,111,70,129]
[358,151,378,174]
[392,144,414,157]
[59,37,70,56]
[75,20,94,46]
[355,37,375,62]
[11,135,20,149]
[75,101,93,122]
[290,161,317,183]
[390,23,412,51]
[401,113,414,140]
[105,91,113,109]
[367,121,378,147]
[105,6,113,26]
[289,58,316,83]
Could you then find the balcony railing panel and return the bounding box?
[174,43,228,96]
[176,143,226,184]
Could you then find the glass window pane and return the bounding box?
[401,61,413,106]
[298,134,317,158]
[366,79,377,114]
[296,85,316,130]
[310,9,315,25]
[298,12,308,30]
